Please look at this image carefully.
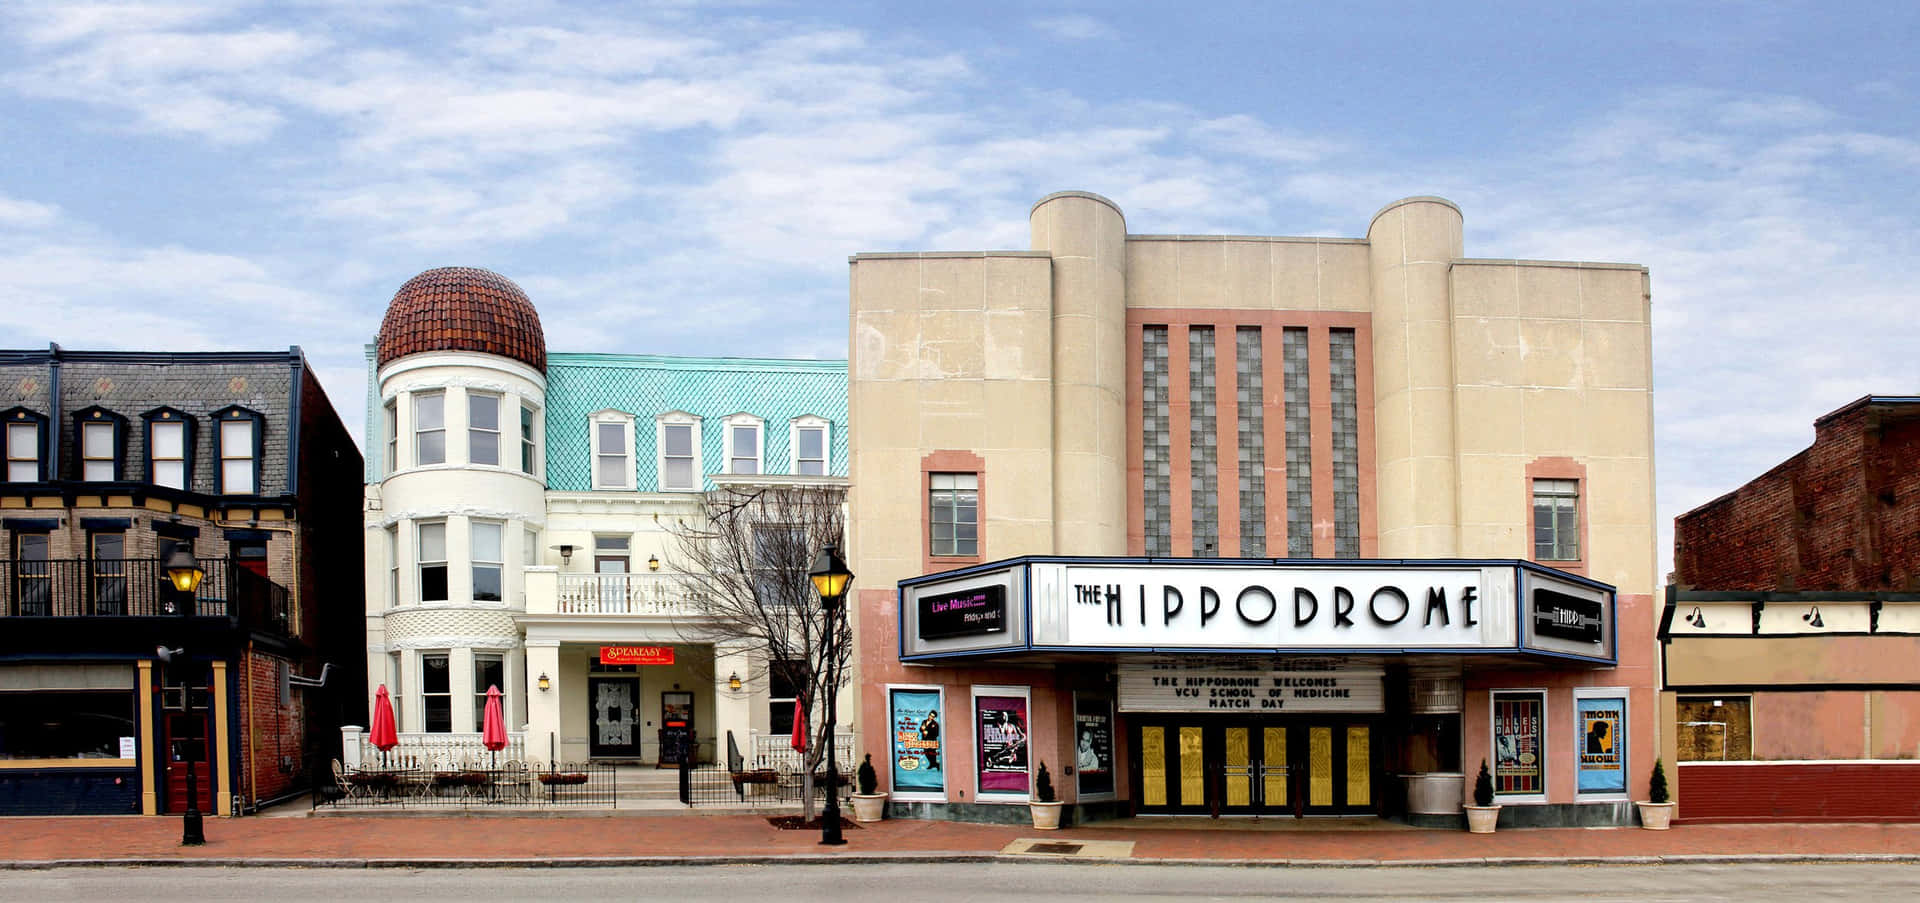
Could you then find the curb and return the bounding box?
[7,852,1920,870]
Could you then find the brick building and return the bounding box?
[1662,395,1920,821]
[0,345,363,816]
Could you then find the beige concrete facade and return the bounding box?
[850,191,1656,827]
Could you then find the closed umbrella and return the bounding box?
[789,697,807,753]
[482,684,508,767]
[369,684,399,768]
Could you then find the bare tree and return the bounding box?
[665,479,849,821]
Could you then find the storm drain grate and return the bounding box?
[1024,842,1084,855]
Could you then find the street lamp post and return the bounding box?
[163,546,207,847]
[808,545,852,846]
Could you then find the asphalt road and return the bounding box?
[1,862,1910,902]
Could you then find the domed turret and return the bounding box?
[377,267,546,372]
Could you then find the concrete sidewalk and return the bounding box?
[5,812,1920,868]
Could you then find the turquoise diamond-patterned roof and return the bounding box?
[544,353,847,491]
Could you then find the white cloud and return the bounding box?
[0,194,58,226]
[1030,15,1116,42]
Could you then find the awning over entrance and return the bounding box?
[897,557,1615,666]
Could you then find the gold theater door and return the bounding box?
[1132,718,1375,816]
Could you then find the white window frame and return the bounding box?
[81,421,116,481]
[520,403,538,477]
[590,410,635,490]
[472,651,506,732]
[1572,686,1631,803]
[655,412,702,491]
[417,520,448,603]
[217,417,255,495]
[1490,687,1549,804]
[5,419,41,482]
[150,419,187,490]
[887,683,948,803]
[722,413,763,475]
[384,399,398,477]
[414,392,446,467]
[468,391,501,467]
[789,416,830,476]
[385,525,399,609]
[470,519,504,603]
[420,651,452,734]
[970,684,1032,803]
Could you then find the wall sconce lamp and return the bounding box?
[1803,605,1824,628]
[1684,607,1706,629]
[537,673,551,692]
[728,672,742,691]
[648,555,661,572]
[552,544,575,564]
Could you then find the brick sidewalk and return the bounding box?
[5,814,1920,866]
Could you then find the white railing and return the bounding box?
[340,728,527,769]
[749,730,855,774]
[552,573,704,616]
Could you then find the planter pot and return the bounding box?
[1029,800,1065,830]
[1463,804,1501,834]
[1636,800,1676,830]
[851,792,888,822]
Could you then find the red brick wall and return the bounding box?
[1675,402,1920,591]
[240,650,306,806]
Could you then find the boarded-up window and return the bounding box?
[1677,696,1752,761]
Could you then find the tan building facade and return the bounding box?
[848,192,1657,827]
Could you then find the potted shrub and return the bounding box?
[1636,758,1676,830]
[1463,759,1501,833]
[851,754,888,822]
[1029,761,1065,829]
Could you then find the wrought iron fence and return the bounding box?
[0,558,285,630]
[314,760,617,810]
[680,730,855,808]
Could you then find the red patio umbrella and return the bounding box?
[369,684,399,767]
[789,697,807,753]
[482,684,508,766]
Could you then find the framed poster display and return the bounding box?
[1491,689,1546,801]
[1574,689,1628,798]
[972,686,1030,799]
[1073,693,1114,798]
[887,685,946,800]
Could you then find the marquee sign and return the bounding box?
[918,584,1006,640]
[600,645,674,666]
[1118,660,1385,713]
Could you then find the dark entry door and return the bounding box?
[588,677,641,758]
[163,710,214,812]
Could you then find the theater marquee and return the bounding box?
[898,557,1614,664]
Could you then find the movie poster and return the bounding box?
[1492,692,1543,795]
[975,695,1029,794]
[1074,694,1114,796]
[1577,696,1626,794]
[888,688,945,793]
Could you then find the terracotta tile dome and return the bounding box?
[377,267,546,372]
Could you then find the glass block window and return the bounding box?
[1142,327,1172,557]
[1189,328,1218,558]
[1533,479,1580,561]
[1236,327,1266,558]
[1283,328,1312,557]
[1330,329,1360,558]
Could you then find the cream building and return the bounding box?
[849,193,1656,827]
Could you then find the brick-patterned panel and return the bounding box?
[241,651,306,805]
[1678,762,1920,822]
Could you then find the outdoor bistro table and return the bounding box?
[347,769,402,799]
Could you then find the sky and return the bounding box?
[1,1,1915,576]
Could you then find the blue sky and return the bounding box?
[2,1,1916,575]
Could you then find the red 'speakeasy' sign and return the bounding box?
[600,645,674,665]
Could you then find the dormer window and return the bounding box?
[590,411,635,490]
[3,408,48,482]
[143,408,195,490]
[655,412,702,491]
[212,406,264,495]
[72,407,128,482]
[723,413,763,475]
[790,416,830,476]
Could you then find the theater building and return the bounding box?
[848,192,1658,827]
[362,268,846,768]
[1662,395,1920,822]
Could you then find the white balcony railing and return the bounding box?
[553,573,704,616]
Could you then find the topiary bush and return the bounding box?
[1648,758,1669,804]
[1473,759,1495,807]
[1035,761,1057,803]
[857,753,879,795]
